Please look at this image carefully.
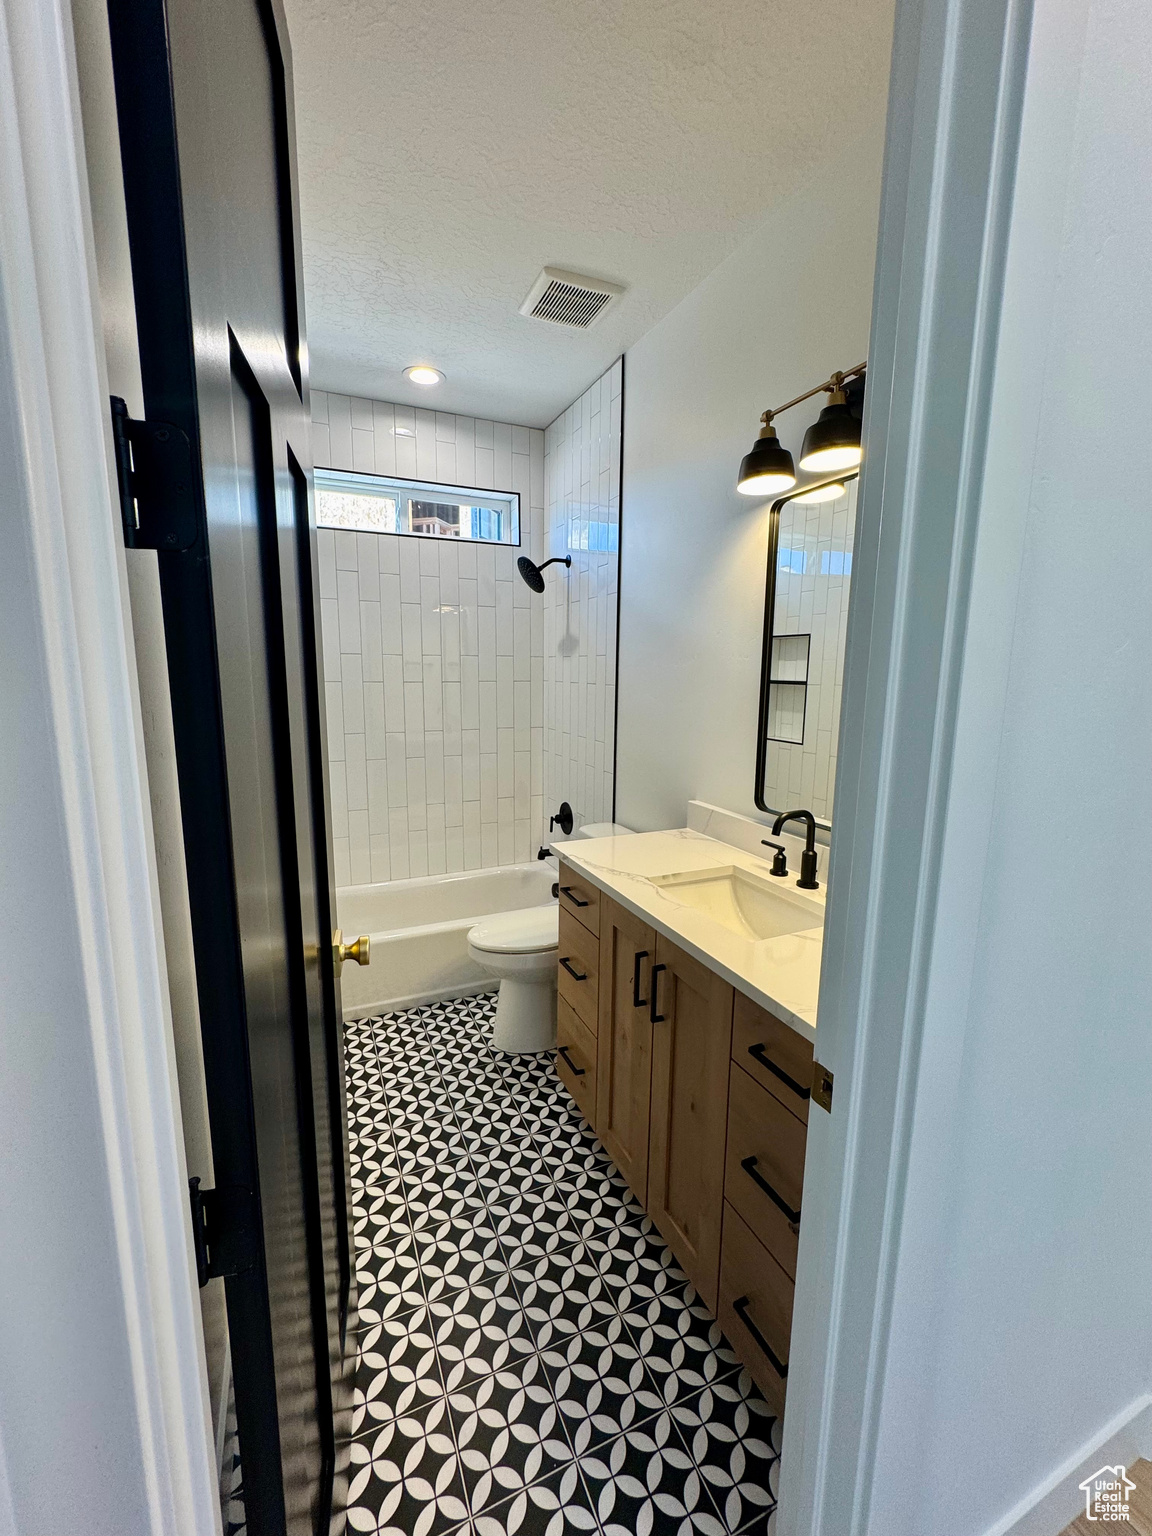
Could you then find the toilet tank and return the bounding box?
[574,821,633,839]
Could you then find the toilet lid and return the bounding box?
[468,905,559,954]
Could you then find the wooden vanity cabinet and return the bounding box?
[556,997,597,1122]
[593,896,656,1202]
[646,934,734,1311]
[556,859,601,937]
[553,867,816,1412]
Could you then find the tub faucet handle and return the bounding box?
[332,929,371,971]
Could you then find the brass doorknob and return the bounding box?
[332,929,370,970]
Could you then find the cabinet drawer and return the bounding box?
[718,1202,794,1416]
[725,1062,806,1279]
[558,906,599,1030]
[557,860,601,939]
[556,998,597,1125]
[732,991,814,1123]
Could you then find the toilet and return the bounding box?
[467,821,633,1053]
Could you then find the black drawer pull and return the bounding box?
[632,949,649,1009]
[650,962,667,1023]
[741,1155,801,1231]
[733,1295,788,1378]
[748,1042,811,1100]
[560,885,590,908]
[557,1045,585,1077]
[559,956,587,982]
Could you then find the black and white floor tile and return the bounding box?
[221,1381,246,1536]
[343,992,782,1536]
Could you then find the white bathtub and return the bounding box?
[337,861,558,1019]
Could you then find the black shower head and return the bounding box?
[516,554,571,593]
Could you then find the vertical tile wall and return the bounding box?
[312,392,546,885]
[542,359,623,831]
[761,479,857,820]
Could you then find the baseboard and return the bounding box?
[342,981,494,1022]
[983,1393,1152,1536]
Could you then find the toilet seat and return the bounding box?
[467,905,558,955]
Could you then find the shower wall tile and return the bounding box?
[314,390,545,883]
[542,359,623,832]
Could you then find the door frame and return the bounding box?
[0,0,217,1528]
[778,0,1035,1528]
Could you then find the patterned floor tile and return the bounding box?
[670,1379,777,1534]
[339,991,779,1534]
[347,1400,469,1535]
[472,1464,599,1536]
[449,1363,573,1513]
[577,1412,727,1536]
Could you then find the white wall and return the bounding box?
[615,141,887,833]
[543,358,622,831]
[862,0,1152,1528]
[312,393,546,880]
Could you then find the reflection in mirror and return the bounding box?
[755,478,858,824]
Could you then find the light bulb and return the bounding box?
[404,365,444,387]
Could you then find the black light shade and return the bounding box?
[799,398,862,473]
[736,429,796,497]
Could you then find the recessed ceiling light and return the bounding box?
[392,425,415,437]
[404,365,444,387]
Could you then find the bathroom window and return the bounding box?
[314,468,521,545]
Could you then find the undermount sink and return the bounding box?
[647,865,823,941]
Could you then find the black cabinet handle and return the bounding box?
[632,949,649,1009]
[559,956,587,982]
[650,962,667,1023]
[557,1045,585,1077]
[741,1155,801,1230]
[733,1296,788,1378]
[560,885,589,908]
[748,1042,811,1100]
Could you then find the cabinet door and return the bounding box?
[595,897,657,1202]
[647,935,734,1310]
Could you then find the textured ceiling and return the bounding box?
[284,0,895,427]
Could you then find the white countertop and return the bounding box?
[553,829,824,1038]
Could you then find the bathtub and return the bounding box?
[337,861,558,1019]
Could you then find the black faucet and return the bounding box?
[760,840,789,878]
[770,809,820,890]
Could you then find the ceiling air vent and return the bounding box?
[519,268,624,330]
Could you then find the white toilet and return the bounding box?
[467,820,633,1053]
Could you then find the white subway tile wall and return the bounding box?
[542,359,623,831]
[761,480,857,819]
[313,392,546,885]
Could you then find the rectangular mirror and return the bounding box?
[755,476,859,826]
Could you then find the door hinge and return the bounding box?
[188,1176,259,1288]
[110,395,198,551]
[812,1061,834,1113]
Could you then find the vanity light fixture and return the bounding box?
[736,417,796,496]
[799,371,864,472]
[403,364,444,387]
[738,362,865,496]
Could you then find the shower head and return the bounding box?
[516,554,571,593]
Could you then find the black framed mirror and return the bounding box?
[754,472,860,826]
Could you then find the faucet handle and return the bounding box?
[761,840,789,878]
